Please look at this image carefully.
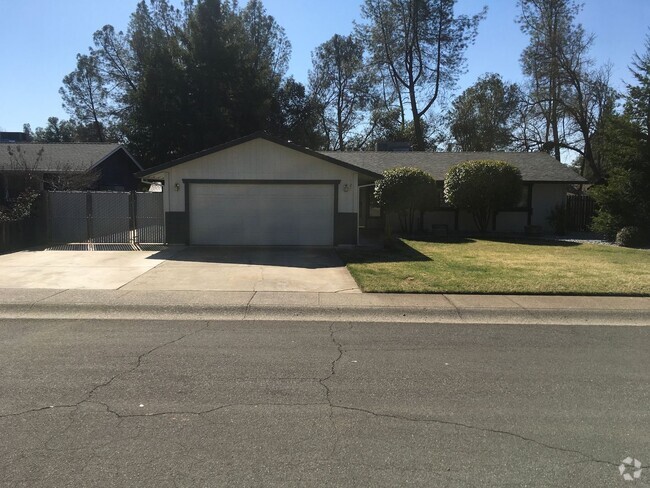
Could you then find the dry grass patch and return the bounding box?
[337,238,650,295]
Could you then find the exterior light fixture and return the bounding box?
[343,184,351,192]
[175,183,180,191]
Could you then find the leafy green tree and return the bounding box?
[449,73,522,151]
[590,166,637,239]
[126,0,187,163]
[361,0,486,151]
[627,33,650,146]
[90,24,137,116]
[268,77,325,148]
[444,160,523,233]
[61,0,293,167]
[374,167,437,235]
[241,0,291,81]
[309,33,376,150]
[22,124,33,142]
[589,36,650,242]
[60,54,110,142]
[364,108,442,151]
[33,117,76,142]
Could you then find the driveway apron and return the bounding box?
[0,247,360,293]
[121,247,360,293]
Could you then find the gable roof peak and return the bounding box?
[136,132,380,178]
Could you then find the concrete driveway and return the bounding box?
[0,247,360,293]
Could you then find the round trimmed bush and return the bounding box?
[374,167,437,235]
[444,160,523,232]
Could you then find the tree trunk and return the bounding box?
[409,91,424,151]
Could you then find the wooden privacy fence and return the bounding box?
[46,191,164,244]
[565,194,597,232]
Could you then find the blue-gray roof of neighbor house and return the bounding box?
[0,143,141,172]
[318,150,587,183]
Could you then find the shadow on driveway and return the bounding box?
[146,246,346,270]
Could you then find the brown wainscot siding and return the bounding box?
[335,212,358,245]
[165,211,189,244]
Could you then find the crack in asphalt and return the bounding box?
[0,404,79,418]
[312,323,626,470]
[0,321,211,420]
[329,403,621,468]
[2,320,644,475]
[85,321,212,402]
[89,400,329,419]
[318,322,345,459]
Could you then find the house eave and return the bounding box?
[135,132,382,179]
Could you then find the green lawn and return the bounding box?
[337,238,650,295]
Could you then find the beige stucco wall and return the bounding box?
[530,183,569,231]
[387,182,569,233]
[151,138,359,214]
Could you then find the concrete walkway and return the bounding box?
[1,289,648,325]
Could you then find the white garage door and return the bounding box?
[189,183,335,245]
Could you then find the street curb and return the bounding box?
[1,303,648,326]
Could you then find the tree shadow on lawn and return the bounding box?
[337,238,432,264]
[338,234,584,266]
[404,234,583,247]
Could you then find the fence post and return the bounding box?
[86,192,93,243]
[45,192,50,245]
[131,191,137,245]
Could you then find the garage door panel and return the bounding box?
[189,184,334,245]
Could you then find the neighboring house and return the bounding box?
[136,132,586,246]
[0,132,30,143]
[0,143,143,201]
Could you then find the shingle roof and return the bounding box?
[134,132,586,183]
[318,150,587,183]
[0,143,123,172]
[136,132,380,178]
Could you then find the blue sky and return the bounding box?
[0,0,648,132]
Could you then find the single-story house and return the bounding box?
[0,143,143,201]
[136,132,587,246]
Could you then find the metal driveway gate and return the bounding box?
[133,192,165,244]
[91,192,131,243]
[47,191,164,244]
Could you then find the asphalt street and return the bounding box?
[1,318,649,487]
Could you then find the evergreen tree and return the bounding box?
[590,35,650,241]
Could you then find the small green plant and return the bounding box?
[547,204,567,235]
[0,189,40,223]
[615,226,645,247]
